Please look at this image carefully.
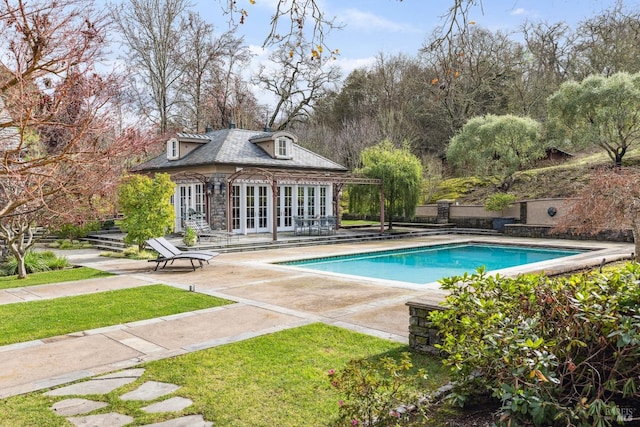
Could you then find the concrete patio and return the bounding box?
[0,233,633,399]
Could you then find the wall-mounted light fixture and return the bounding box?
[206,181,213,195]
[219,182,226,193]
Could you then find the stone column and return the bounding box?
[436,200,453,224]
[209,173,228,230]
[406,301,445,355]
[519,201,528,225]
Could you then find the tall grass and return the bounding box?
[2,250,69,276]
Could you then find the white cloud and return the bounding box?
[340,8,420,33]
[333,56,376,77]
[511,7,527,16]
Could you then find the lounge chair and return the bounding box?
[155,236,218,257]
[146,238,219,271]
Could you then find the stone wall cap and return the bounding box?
[406,300,445,310]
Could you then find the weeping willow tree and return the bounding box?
[349,140,423,230]
[446,114,544,189]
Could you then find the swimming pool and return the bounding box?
[280,243,586,285]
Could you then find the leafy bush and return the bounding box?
[3,250,69,276]
[49,239,94,250]
[183,227,197,246]
[54,222,101,240]
[122,246,140,257]
[430,265,640,426]
[122,246,156,259]
[101,247,157,260]
[329,352,427,426]
[484,192,516,213]
[100,219,115,229]
[118,173,175,250]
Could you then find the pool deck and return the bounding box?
[0,233,633,398]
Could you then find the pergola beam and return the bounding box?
[226,168,384,240]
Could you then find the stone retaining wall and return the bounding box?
[504,224,634,243]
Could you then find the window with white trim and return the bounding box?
[167,138,178,160]
[276,137,290,158]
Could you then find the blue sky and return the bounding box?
[100,0,638,107]
[195,0,637,76]
[188,0,638,105]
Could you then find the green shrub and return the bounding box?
[122,246,140,257]
[119,173,175,250]
[40,250,70,270]
[100,251,126,258]
[430,265,640,426]
[183,227,197,246]
[54,222,100,240]
[58,240,74,249]
[484,192,516,213]
[100,219,115,229]
[3,250,69,276]
[51,239,94,250]
[329,352,427,426]
[101,247,157,260]
[136,249,158,260]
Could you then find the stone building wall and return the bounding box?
[209,173,228,231]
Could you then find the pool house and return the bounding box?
[133,128,379,239]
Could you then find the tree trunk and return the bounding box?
[16,255,28,279]
[615,146,626,168]
[2,223,35,279]
[8,240,29,279]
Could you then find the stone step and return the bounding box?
[81,238,127,248]
[80,234,128,253]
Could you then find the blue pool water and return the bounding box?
[281,244,585,285]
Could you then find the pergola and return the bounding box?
[226,167,384,241]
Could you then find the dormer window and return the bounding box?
[276,137,291,159]
[249,130,297,159]
[167,138,178,160]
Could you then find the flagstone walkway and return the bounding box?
[46,368,211,426]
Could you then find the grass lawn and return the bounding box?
[0,323,449,427]
[0,267,113,290]
[341,219,381,226]
[0,285,233,345]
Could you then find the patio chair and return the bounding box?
[145,238,219,271]
[319,216,336,235]
[188,219,238,244]
[197,219,239,244]
[294,216,312,236]
[184,219,217,242]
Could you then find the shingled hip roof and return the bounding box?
[133,128,347,172]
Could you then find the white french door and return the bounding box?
[244,184,269,233]
[230,182,332,234]
[278,185,294,230]
[174,183,205,231]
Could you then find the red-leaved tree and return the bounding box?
[554,167,640,261]
[0,0,155,278]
